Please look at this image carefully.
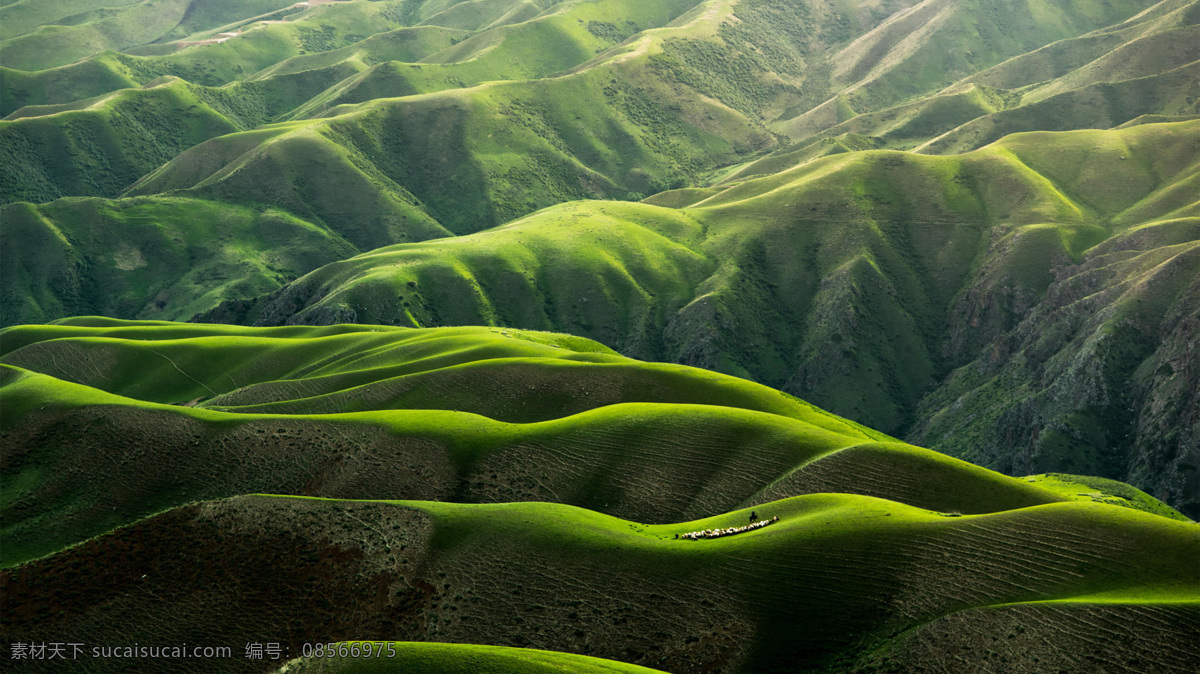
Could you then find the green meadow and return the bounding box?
[2,0,1198,671]
[158,121,1197,514]
[2,321,1196,671]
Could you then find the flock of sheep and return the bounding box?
[675,515,779,540]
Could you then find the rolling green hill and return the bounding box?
[6,0,1172,232]
[2,494,1196,672]
[182,121,1199,515]
[744,0,1199,172]
[0,196,363,326]
[3,2,1200,670]
[5,318,1189,565]
[915,59,1200,154]
[1,319,1195,672]
[0,79,242,204]
[119,64,772,236]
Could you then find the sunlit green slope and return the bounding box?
[182,121,1199,516]
[7,0,1168,236]
[1,318,1187,567]
[1,0,709,208]
[0,0,306,71]
[2,319,1193,671]
[3,2,1198,671]
[0,196,367,326]
[4,102,1194,510]
[750,0,1199,169]
[3,494,1196,672]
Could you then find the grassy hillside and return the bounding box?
[750,0,1199,169]
[197,123,1199,516]
[2,319,1188,565]
[4,70,1192,512]
[0,0,309,71]
[4,0,712,209]
[280,0,705,118]
[0,79,239,204]
[909,213,1200,516]
[1,322,1193,671]
[2,493,1196,672]
[960,0,1200,94]
[123,65,773,235]
[4,2,1199,672]
[0,196,364,326]
[3,0,1175,243]
[1,69,384,203]
[917,60,1200,154]
[771,0,1162,137]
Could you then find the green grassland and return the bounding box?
[10,0,1166,224]
[1,68,410,203]
[0,78,247,205]
[6,318,1191,571]
[3,0,790,232]
[754,0,1199,165]
[0,0,312,71]
[120,63,774,236]
[771,0,1166,136]
[3,104,1195,515]
[1023,473,1190,520]
[280,0,706,118]
[4,2,1199,672]
[0,0,519,73]
[2,0,1185,230]
[719,84,1016,181]
[3,492,1197,672]
[0,24,463,117]
[917,60,1200,154]
[2,0,1182,251]
[1,322,1194,671]
[195,122,1199,517]
[0,196,363,326]
[961,0,1200,95]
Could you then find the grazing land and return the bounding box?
[2,0,1198,671]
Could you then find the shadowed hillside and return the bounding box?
[180,121,1200,514]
